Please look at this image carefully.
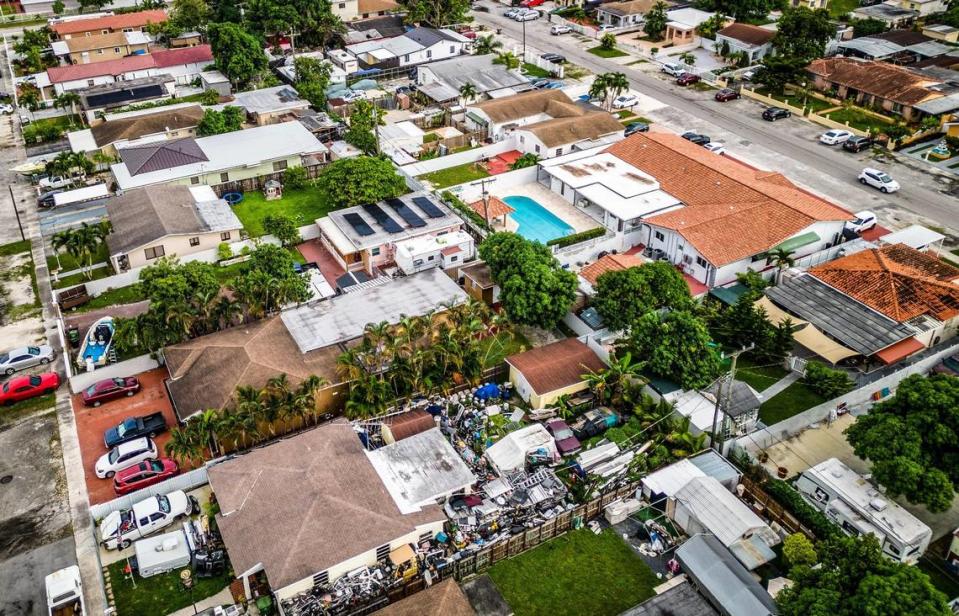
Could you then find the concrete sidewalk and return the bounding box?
[760,372,801,399]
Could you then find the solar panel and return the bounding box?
[362,203,403,234]
[387,198,426,228]
[343,212,375,236]
[412,196,445,219]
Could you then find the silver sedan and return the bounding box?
[0,345,55,375]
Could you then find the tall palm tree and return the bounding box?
[589,74,609,109]
[193,408,224,457]
[164,426,202,467]
[769,247,795,284]
[54,92,81,126]
[474,35,503,55]
[601,351,644,407]
[295,375,328,425]
[50,229,71,271]
[604,72,629,110]
[459,82,478,106]
[494,51,520,70]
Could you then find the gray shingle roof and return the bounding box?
[119,137,208,176]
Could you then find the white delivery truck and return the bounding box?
[45,565,84,616]
[51,184,110,208]
[134,529,192,578]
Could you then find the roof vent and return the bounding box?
[869,498,888,512]
[830,468,843,478]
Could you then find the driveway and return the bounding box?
[71,367,178,506]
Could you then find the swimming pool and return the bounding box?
[503,195,575,244]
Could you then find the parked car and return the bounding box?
[515,9,540,20]
[858,167,900,193]
[820,129,854,145]
[545,419,581,455]
[99,490,198,549]
[762,107,791,121]
[844,210,877,234]
[0,372,59,406]
[624,122,649,136]
[95,437,158,479]
[741,69,756,81]
[522,0,545,7]
[0,345,54,375]
[104,412,168,449]
[598,24,617,32]
[0,103,13,115]
[550,24,572,35]
[843,136,874,152]
[703,142,726,155]
[37,189,63,208]
[38,175,79,190]
[676,73,700,86]
[571,407,620,441]
[113,458,179,496]
[531,78,551,89]
[505,7,522,17]
[661,62,686,77]
[541,53,566,64]
[81,376,141,407]
[681,131,710,145]
[612,94,639,109]
[544,81,565,89]
[714,88,740,102]
[340,90,364,103]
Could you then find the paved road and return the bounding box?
[475,5,959,231]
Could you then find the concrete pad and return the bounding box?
[0,536,78,616]
[463,575,513,616]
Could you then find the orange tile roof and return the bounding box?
[52,10,167,36]
[579,253,646,286]
[607,133,851,266]
[470,196,514,220]
[810,243,959,322]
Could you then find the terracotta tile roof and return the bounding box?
[506,338,606,394]
[469,196,514,220]
[52,10,167,36]
[377,579,475,616]
[579,253,646,286]
[810,243,959,322]
[150,44,213,68]
[608,133,850,266]
[47,54,156,83]
[807,57,940,106]
[717,23,775,46]
[441,245,462,256]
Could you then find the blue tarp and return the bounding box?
[474,383,502,400]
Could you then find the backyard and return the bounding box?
[419,162,490,189]
[232,185,333,236]
[758,380,827,425]
[479,331,531,370]
[107,560,232,616]
[22,114,82,144]
[736,357,789,393]
[486,529,659,616]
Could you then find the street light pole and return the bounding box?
[522,19,527,64]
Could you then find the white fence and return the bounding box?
[68,354,160,394]
[89,465,211,521]
[446,166,539,202]
[400,137,520,177]
[522,51,564,78]
[552,231,620,268]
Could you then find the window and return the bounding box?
[450,46,455,54]
[189,237,200,247]
[87,79,95,86]
[404,54,410,62]
[555,148,562,156]
[654,231,665,242]
[220,231,231,241]
[272,160,288,172]
[97,49,104,55]
[144,246,165,260]
[190,176,200,185]
[695,256,708,268]
[371,247,380,256]
[535,144,541,153]
[428,255,435,261]
[375,544,391,561]
[418,531,433,542]
[220,172,229,183]
[427,50,432,58]
[339,1,346,7]
[450,255,458,262]
[113,47,120,54]
[313,571,329,586]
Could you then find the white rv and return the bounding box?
[45,566,84,616]
[795,458,932,564]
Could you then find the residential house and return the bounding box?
[762,243,959,366]
[664,8,721,45]
[924,24,959,43]
[415,54,531,105]
[715,23,776,64]
[332,0,400,22]
[208,422,461,602]
[466,89,625,158]
[618,580,720,616]
[666,379,762,440]
[375,579,475,616]
[596,0,659,29]
[79,75,176,121]
[347,27,469,69]
[104,184,242,271]
[50,10,167,40]
[888,0,947,16]
[170,31,204,48]
[110,121,328,192]
[640,450,742,501]
[578,252,646,295]
[344,15,407,44]
[316,193,468,275]
[68,104,204,156]
[851,2,918,27]
[505,338,607,409]
[675,534,778,616]
[836,31,952,63]
[52,31,151,65]
[221,85,310,125]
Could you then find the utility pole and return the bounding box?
[710,343,754,453]
[470,177,497,229]
[522,19,527,64]
[8,185,24,242]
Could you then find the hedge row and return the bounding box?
[441,190,491,231]
[546,227,606,248]
[765,478,840,540]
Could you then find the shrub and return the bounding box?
[217,242,233,261]
[802,361,854,399]
[283,165,308,190]
[545,227,606,248]
[600,33,617,51]
[765,479,839,540]
[440,190,490,231]
[200,89,220,105]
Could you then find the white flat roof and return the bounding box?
[485,424,556,473]
[68,128,98,153]
[879,224,945,250]
[188,184,219,202]
[642,458,707,498]
[394,230,472,258]
[675,476,777,548]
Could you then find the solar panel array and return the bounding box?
[343,212,374,236]
[362,203,403,233]
[386,198,426,228]
[412,196,445,219]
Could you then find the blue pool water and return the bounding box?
[503,195,575,244]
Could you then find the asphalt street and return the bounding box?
[475,5,959,232]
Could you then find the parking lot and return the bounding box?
[71,367,178,506]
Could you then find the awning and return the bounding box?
[419,82,459,102]
[465,111,489,125]
[792,324,859,364]
[317,216,357,258]
[755,296,807,327]
[874,336,925,365]
[710,283,750,306]
[774,231,820,253]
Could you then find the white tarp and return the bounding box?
[485,424,557,474]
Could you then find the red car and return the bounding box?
[676,73,700,86]
[714,88,740,102]
[81,376,140,407]
[112,458,179,495]
[522,0,545,6]
[546,419,582,456]
[0,372,59,406]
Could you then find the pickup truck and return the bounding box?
[38,175,81,190]
[104,412,168,448]
[45,565,84,616]
[100,490,198,550]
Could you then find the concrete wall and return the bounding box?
[400,137,519,177]
[69,353,160,394]
[451,167,538,203]
[122,228,241,270]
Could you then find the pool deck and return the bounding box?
[494,183,599,234]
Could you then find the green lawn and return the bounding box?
[487,529,659,616]
[71,284,147,313]
[522,62,552,78]
[0,239,30,257]
[107,560,232,616]
[419,162,490,189]
[48,244,110,273]
[51,266,112,289]
[759,381,826,425]
[479,331,531,369]
[736,357,789,392]
[587,46,628,58]
[825,107,893,133]
[23,115,83,143]
[0,394,55,427]
[784,95,833,114]
[232,185,333,237]
[828,0,859,18]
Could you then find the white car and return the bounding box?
[858,167,900,193]
[845,210,877,233]
[38,175,79,190]
[661,62,686,77]
[99,490,197,550]
[703,142,726,155]
[598,24,617,32]
[95,437,157,479]
[820,129,854,145]
[612,94,639,109]
[515,9,539,20]
[551,24,572,35]
[504,7,522,17]
[341,90,364,103]
[0,345,54,375]
[0,103,13,114]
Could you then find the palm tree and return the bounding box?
[588,74,608,107]
[50,230,71,271]
[54,92,81,126]
[474,35,503,55]
[769,247,795,284]
[459,82,478,106]
[604,72,629,108]
[295,375,328,425]
[600,351,644,407]
[494,51,520,70]
[665,415,707,458]
[548,393,575,419]
[164,426,203,467]
[193,409,224,457]
[18,88,41,121]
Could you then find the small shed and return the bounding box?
[506,338,606,409]
[263,179,282,201]
[460,261,499,306]
[381,409,436,444]
[485,424,557,474]
[199,70,231,97]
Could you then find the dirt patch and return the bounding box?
[0,315,45,349]
[0,253,36,307]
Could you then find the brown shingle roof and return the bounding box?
[608,133,850,266]
[809,243,959,322]
[52,9,167,36]
[807,57,940,106]
[471,89,586,124]
[469,196,514,220]
[358,0,400,13]
[91,105,203,147]
[579,253,646,286]
[600,0,657,16]
[377,579,475,616]
[506,338,606,394]
[524,112,625,148]
[717,23,775,46]
[209,421,445,591]
[65,31,138,53]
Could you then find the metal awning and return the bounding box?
[874,336,924,365]
[710,283,750,306]
[465,111,489,125]
[774,231,820,253]
[792,324,859,364]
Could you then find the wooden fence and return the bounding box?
[739,476,817,541]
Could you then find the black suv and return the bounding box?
[843,136,874,152]
[681,131,710,145]
[762,107,791,121]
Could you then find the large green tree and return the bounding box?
[400,0,470,27]
[479,233,577,329]
[772,6,833,62]
[208,22,268,87]
[694,0,778,21]
[196,106,245,136]
[245,0,344,48]
[643,1,669,40]
[845,374,959,512]
[293,56,333,108]
[345,99,386,155]
[593,261,692,332]
[316,156,408,209]
[171,0,210,31]
[619,310,722,389]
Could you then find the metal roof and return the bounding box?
[676,534,778,616]
[688,450,742,487]
[837,37,905,59]
[765,274,911,355]
[618,580,719,616]
[420,55,529,94]
[914,91,959,114]
[674,477,777,550]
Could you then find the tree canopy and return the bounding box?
[694,0,778,21]
[479,233,577,329]
[244,0,344,47]
[208,22,268,87]
[400,0,471,27]
[293,56,333,108]
[845,374,959,512]
[642,1,669,40]
[196,106,245,136]
[593,261,692,331]
[772,7,833,62]
[170,0,210,31]
[345,99,386,155]
[263,214,301,246]
[316,156,408,209]
[618,310,722,389]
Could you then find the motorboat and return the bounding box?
[76,316,114,369]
